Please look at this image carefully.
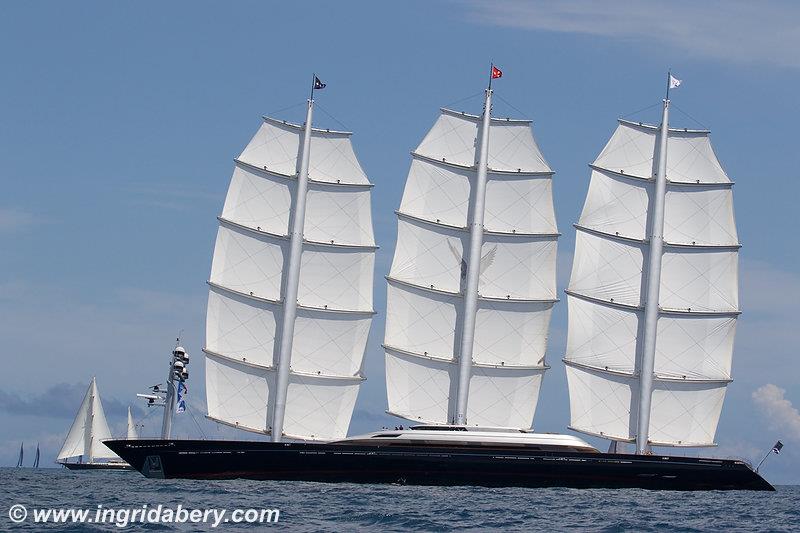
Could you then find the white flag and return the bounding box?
[669,74,682,89]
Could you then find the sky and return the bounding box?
[0,0,798,483]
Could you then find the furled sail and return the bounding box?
[385,103,558,429]
[205,111,375,441]
[565,118,739,447]
[57,377,118,461]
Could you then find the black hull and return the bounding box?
[60,461,133,471]
[105,439,773,491]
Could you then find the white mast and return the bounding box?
[636,96,670,454]
[85,377,96,463]
[455,87,492,425]
[271,96,314,442]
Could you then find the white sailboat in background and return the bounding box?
[565,74,740,453]
[57,377,131,470]
[127,406,139,440]
[203,75,377,441]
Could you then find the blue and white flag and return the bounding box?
[773,440,784,454]
[176,382,187,414]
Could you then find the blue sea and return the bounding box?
[1,468,797,531]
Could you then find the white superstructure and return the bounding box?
[340,426,597,452]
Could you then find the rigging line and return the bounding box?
[314,102,350,131]
[620,101,662,120]
[186,405,208,439]
[670,103,710,130]
[443,91,484,110]
[493,93,532,120]
[265,101,306,118]
[491,93,550,169]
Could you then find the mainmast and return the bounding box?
[455,86,492,425]
[635,83,671,455]
[271,83,315,442]
[85,377,96,463]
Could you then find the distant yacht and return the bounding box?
[15,442,23,468]
[32,443,40,468]
[57,377,132,470]
[107,73,773,490]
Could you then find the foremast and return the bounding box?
[455,87,492,424]
[204,77,375,442]
[272,96,314,442]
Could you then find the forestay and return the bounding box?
[564,119,739,446]
[205,116,375,441]
[385,107,557,428]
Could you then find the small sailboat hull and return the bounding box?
[105,439,774,491]
[59,461,133,471]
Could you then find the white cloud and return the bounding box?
[127,182,221,211]
[463,0,800,69]
[0,208,36,232]
[752,384,800,441]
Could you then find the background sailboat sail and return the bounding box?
[565,112,739,447]
[205,106,376,441]
[57,377,119,462]
[384,99,558,428]
[127,406,139,440]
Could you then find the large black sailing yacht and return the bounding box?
[107,73,774,491]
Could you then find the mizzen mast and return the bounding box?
[635,74,672,454]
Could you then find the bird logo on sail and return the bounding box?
[447,240,497,286]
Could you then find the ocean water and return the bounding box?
[1,468,797,532]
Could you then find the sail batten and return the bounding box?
[205,107,375,441]
[385,97,557,429]
[565,109,739,448]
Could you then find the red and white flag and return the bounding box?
[491,65,503,79]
